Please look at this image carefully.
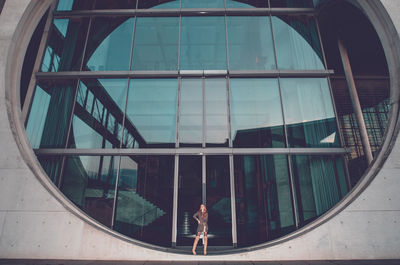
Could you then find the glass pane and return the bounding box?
[138,0,180,9]
[206,156,232,246]
[269,0,314,8]
[205,79,229,147]
[41,18,89,71]
[226,0,268,8]
[280,78,339,147]
[68,79,127,148]
[57,0,139,10]
[132,17,179,70]
[177,156,202,246]
[181,0,224,8]
[125,79,177,148]
[25,79,77,148]
[227,16,276,70]
[84,17,134,71]
[95,0,138,9]
[38,156,63,185]
[180,17,227,70]
[61,156,117,227]
[56,0,94,10]
[230,78,285,148]
[179,79,202,147]
[272,16,324,70]
[291,155,342,225]
[114,155,175,247]
[234,155,294,246]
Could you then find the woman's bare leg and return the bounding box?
[192,232,201,255]
[203,232,208,255]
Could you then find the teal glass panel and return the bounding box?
[206,156,232,246]
[177,156,202,246]
[179,79,202,147]
[230,78,285,148]
[291,155,342,225]
[234,155,295,246]
[68,79,127,148]
[226,0,268,8]
[83,17,134,71]
[336,157,348,197]
[272,16,324,70]
[205,79,229,147]
[280,78,339,147]
[114,155,174,247]
[180,17,227,70]
[181,0,224,8]
[132,17,179,70]
[38,156,63,185]
[227,16,276,70]
[125,79,177,148]
[25,79,77,148]
[41,18,89,71]
[61,156,117,227]
[269,0,314,7]
[138,0,180,8]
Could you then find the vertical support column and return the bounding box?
[202,155,206,205]
[229,154,237,247]
[171,154,179,247]
[338,38,373,164]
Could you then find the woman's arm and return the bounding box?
[193,212,200,223]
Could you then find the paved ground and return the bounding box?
[1,260,400,265]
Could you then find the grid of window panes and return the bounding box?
[24,0,349,249]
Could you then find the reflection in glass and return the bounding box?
[230,78,285,147]
[181,0,224,8]
[57,0,139,10]
[205,79,229,147]
[206,156,232,246]
[234,155,294,246]
[291,155,346,225]
[269,0,314,7]
[26,80,77,148]
[180,17,227,70]
[69,79,127,148]
[38,156,63,185]
[180,79,202,147]
[125,79,177,148]
[84,17,134,71]
[95,0,138,9]
[114,156,174,247]
[138,0,180,9]
[61,156,118,227]
[280,78,339,147]
[41,18,89,71]
[272,16,324,70]
[56,0,94,11]
[132,17,179,70]
[177,156,202,245]
[227,16,276,70]
[226,0,268,8]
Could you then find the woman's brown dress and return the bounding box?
[193,211,208,233]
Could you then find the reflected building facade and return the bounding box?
[20,0,389,250]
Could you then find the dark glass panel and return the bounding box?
[272,16,324,70]
[291,155,343,225]
[206,156,232,246]
[38,156,63,185]
[132,17,179,70]
[226,0,268,8]
[56,0,138,10]
[68,79,127,148]
[41,18,89,71]
[138,0,180,9]
[125,79,177,148]
[234,155,294,247]
[227,16,276,70]
[25,79,77,148]
[56,0,95,11]
[180,17,227,70]
[230,78,285,148]
[177,156,202,246]
[94,0,138,9]
[83,17,134,71]
[205,79,229,147]
[114,155,174,247]
[269,0,313,8]
[181,0,224,8]
[280,78,339,147]
[179,79,202,147]
[61,156,117,227]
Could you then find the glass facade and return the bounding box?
[24,0,392,251]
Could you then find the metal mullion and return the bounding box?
[229,154,237,247]
[171,154,179,247]
[111,155,123,229]
[22,1,57,124]
[202,77,206,148]
[287,155,300,228]
[202,155,206,204]
[226,77,232,148]
[176,14,181,148]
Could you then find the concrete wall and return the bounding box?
[0,0,399,261]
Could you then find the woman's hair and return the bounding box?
[199,204,207,218]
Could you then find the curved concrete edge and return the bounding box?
[0,0,399,261]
